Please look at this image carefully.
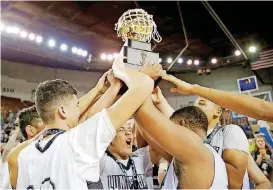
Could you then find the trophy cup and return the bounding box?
[115,8,162,70]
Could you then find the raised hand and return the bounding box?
[96,71,110,94]
[151,87,163,105]
[162,74,194,95]
[140,63,163,80]
[107,69,122,87]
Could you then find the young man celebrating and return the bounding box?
[162,74,272,189]
[7,106,45,188]
[16,56,154,189]
[134,98,228,189]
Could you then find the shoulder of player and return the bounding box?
[17,142,34,161]
[222,124,245,135]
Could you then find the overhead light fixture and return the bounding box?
[178,58,183,64]
[113,53,119,58]
[72,47,78,54]
[211,58,217,64]
[194,60,200,66]
[107,54,113,61]
[5,26,20,34]
[159,58,162,63]
[20,31,28,38]
[82,50,88,57]
[187,59,192,65]
[101,53,107,60]
[35,36,43,43]
[235,50,241,56]
[28,33,35,41]
[77,49,83,56]
[48,39,56,47]
[248,46,257,53]
[60,44,68,51]
[167,58,172,64]
[0,23,5,31]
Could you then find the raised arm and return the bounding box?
[162,75,273,122]
[106,56,154,130]
[87,70,122,118]
[134,97,211,165]
[78,71,109,117]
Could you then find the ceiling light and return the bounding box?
[248,46,257,53]
[48,39,56,47]
[60,44,68,51]
[20,31,28,38]
[35,36,43,43]
[28,33,35,41]
[187,60,192,65]
[101,53,107,60]
[235,50,241,56]
[82,50,88,57]
[178,58,183,64]
[72,47,78,54]
[211,58,217,64]
[0,23,5,31]
[194,60,200,66]
[159,58,162,63]
[107,54,113,61]
[167,58,172,64]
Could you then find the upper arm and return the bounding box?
[248,155,272,189]
[69,109,116,181]
[222,125,249,186]
[7,154,19,188]
[134,98,211,165]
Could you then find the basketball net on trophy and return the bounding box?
[115,9,162,70]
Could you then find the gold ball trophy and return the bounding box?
[115,9,162,93]
[115,8,162,70]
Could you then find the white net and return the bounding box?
[115,9,162,43]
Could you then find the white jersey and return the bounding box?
[88,146,153,189]
[16,109,116,189]
[162,144,228,189]
[1,161,11,189]
[207,124,250,189]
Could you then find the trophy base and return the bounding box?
[119,39,160,70]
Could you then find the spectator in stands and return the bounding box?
[252,134,273,179]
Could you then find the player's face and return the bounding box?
[111,121,134,157]
[256,137,266,149]
[64,95,80,129]
[194,97,219,122]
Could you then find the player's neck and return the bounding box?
[208,119,220,130]
[108,149,129,160]
[45,120,70,131]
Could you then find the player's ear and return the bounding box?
[179,119,186,127]
[58,106,67,119]
[25,125,35,138]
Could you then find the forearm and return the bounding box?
[225,163,244,189]
[87,84,121,118]
[192,85,273,122]
[248,155,272,189]
[78,87,101,116]
[155,98,175,118]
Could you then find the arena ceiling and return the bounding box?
[1,1,273,73]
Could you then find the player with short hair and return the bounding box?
[16,56,154,189]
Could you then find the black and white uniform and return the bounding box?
[88,146,153,189]
[161,144,228,189]
[16,109,116,189]
[207,124,250,189]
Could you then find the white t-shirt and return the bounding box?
[88,146,153,189]
[161,144,228,189]
[16,109,116,189]
[207,124,250,189]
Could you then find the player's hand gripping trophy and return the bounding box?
[114,9,163,93]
